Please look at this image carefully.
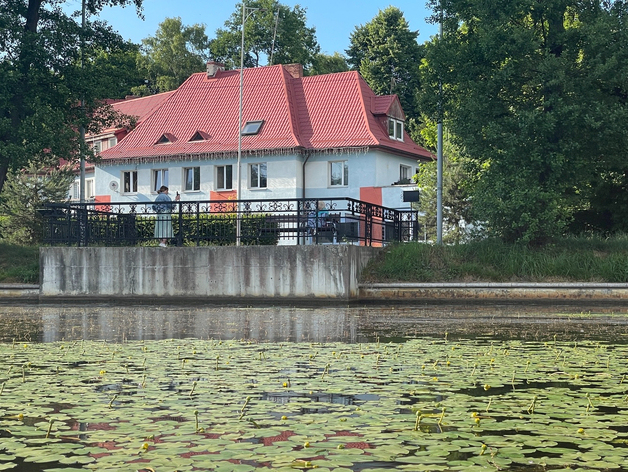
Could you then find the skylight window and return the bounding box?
[241,120,264,136]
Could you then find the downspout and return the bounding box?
[301,151,311,199]
[300,151,312,245]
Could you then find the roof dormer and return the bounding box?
[189,130,210,142]
[155,133,177,145]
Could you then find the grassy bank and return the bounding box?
[361,234,628,283]
[1,235,627,284]
[0,244,39,284]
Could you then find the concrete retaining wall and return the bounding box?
[40,246,380,301]
[359,282,628,301]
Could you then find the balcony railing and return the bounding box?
[39,198,419,247]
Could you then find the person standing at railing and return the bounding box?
[153,186,180,247]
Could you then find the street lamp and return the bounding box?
[236,3,265,246]
[436,1,444,244]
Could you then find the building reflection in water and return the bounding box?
[1,303,627,344]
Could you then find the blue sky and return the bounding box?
[63,1,439,55]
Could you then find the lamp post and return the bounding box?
[79,0,86,204]
[236,3,264,246]
[436,1,444,244]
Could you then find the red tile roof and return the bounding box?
[100,65,432,162]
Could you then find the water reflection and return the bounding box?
[1,303,628,343]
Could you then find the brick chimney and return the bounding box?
[206,61,225,78]
[284,63,303,79]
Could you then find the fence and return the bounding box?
[39,198,418,247]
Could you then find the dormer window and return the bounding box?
[241,120,264,136]
[156,133,176,145]
[388,118,404,141]
[189,131,209,142]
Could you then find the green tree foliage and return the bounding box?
[0,164,74,245]
[210,0,320,72]
[91,44,145,99]
[309,52,349,76]
[420,0,628,244]
[346,7,423,119]
[133,17,210,95]
[412,120,472,243]
[0,0,144,194]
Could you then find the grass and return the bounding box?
[1,234,627,284]
[361,234,628,283]
[0,243,39,284]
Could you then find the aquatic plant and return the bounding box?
[0,336,627,470]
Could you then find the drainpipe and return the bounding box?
[301,151,311,199]
[300,151,311,245]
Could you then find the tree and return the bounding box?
[91,44,145,99]
[0,163,74,245]
[309,52,349,76]
[210,0,320,72]
[133,17,210,95]
[0,0,144,194]
[419,0,628,244]
[346,7,423,119]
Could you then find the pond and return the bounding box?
[1,303,628,471]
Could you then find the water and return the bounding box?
[3,302,628,471]
[1,302,627,343]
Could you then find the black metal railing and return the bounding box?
[39,198,419,247]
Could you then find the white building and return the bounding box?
[94,63,432,211]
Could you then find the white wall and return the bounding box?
[94,150,422,205]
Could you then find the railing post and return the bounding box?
[365,203,372,246]
[176,201,183,247]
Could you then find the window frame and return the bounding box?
[399,164,412,182]
[216,165,233,190]
[241,120,264,136]
[152,169,169,193]
[388,118,404,141]
[85,178,95,200]
[329,160,349,187]
[108,137,117,148]
[183,166,201,192]
[122,171,138,194]
[249,162,268,189]
[92,140,102,153]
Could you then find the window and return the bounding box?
[241,120,264,136]
[122,171,138,194]
[330,160,348,187]
[184,167,200,191]
[399,165,412,183]
[108,137,117,148]
[249,163,267,188]
[70,181,79,200]
[388,118,404,141]
[152,169,168,192]
[69,179,95,200]
[92,141,102,153]
[86,179,95,200]
[216,165,233,190]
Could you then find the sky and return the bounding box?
[63,0,439,55]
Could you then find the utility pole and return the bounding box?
[79,0,86,203]
[436,1,444,244]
